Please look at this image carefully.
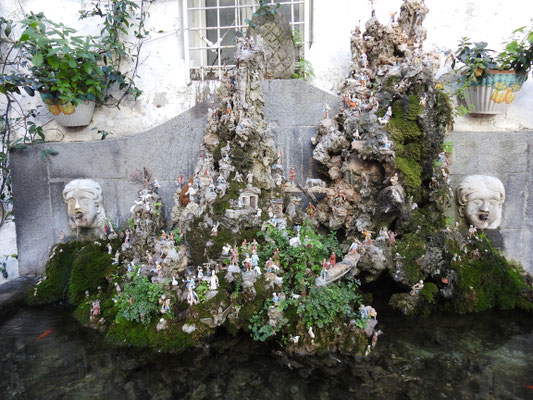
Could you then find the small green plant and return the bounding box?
[114,273,163,325]
[297,282,363,329]
[196,281,209,302]
[249,299,289,342]
[292,57,315,81]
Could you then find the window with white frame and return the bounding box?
[184,0,309,80]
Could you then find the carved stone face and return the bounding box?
[63,179,105,234]
[456,175,505,230]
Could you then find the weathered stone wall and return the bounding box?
[10,80,338,276]
[448,131,533,274]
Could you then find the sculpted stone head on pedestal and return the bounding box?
[456,175,505,229]
[63,179,106,237]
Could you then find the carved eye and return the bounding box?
[471,199,482,206]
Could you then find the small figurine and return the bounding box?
[360,53,368,69]
[468,225,477,239]
[362,229,374,246]
[210,271,219,290]
[381,137,393,151]
[378,106,392,125]
[211,221,219,237]
[359,73,367,87]
[160,297,171,314]
[390,173,399,186]
[288,167,296,184]
[242,254,252,272]
[246,171,254,186]
[320,258,330,282]
[272,292,280,306]
[390,12,397,24]
[359,304,369,319]
[197,266,204,279]
[58,229,65,241]
[106,243,112,255]
[349,240,360,255]
[372,330,382,348]
[225,100,232,114]
[172,276,178,286]
[157,318,168,331]
[112,251,120,265]
[329,252,337,267]
[187,286,199,305]
[419,94,427,108]
[389,231,396,245]
[234,171,243,183]
[410,280,424,296]
[324,103,331,119]
[251,250,259,269]
[91,300,100,317]
[265,257,274,273]
[115,282,122,297]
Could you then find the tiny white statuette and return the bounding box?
[456,175,505,229]
[63,179,106,238]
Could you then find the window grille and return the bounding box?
[184,0,309,80]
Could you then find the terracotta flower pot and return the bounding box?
[466,70,527,115]
[40,93,95,127]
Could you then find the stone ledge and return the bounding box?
[0,276,39,319]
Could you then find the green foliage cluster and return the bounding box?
[292,58,315,81]
[297,282,362,329]
[419,282,438,304]
[257,220,341,292]
[248,299,288,342]
[453,25,533,82]
[114,273,163,325]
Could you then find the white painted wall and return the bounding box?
[1,0,532,141]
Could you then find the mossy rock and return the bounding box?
[69,244,114,304]
[419,282,438,303]
[27,242,88,305]
[451,236,531,314]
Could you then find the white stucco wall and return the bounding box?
[1,0,532,141]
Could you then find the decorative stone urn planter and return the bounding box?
[466,70,527,115]
[40,93,95,127]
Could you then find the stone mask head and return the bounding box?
[63,179,106,234]
[456,175,505,229]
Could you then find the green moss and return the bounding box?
[395,156,422,193]
[69,244,114,304]
[394,232,426,284]
[386,96,425,198]
[27,242,87,305]
[212,143,223,163]
[452,236,528,313]
[420,282,438,303]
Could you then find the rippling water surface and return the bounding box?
[1,306,532,399]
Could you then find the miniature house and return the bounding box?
[239,187,260,209]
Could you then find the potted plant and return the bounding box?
[452,25,533,115]
[15,13,110,126]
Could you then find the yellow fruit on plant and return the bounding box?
[493,82,506,91]
[59,102,76,115]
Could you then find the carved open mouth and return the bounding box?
[478,213,489,221]
[74,211,85,221]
